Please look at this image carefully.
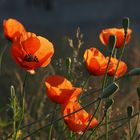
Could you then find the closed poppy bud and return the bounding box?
[11,33,54,72]
[127,105,133,118]
[3,18,26,41]
[61,101,98,134]
[99,28,132,48]
[107,57,127,78]
[83,48,108,76]
[45,75,82,104]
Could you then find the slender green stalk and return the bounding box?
[0,44,8,75]
[128,119,132,139]
[101,112,139,126]
[48,125,53,140]
[131,102,140,139]
[87,111,106,140]
[48,104,57,140]
[78,100,101,140]
[97,113,139,139]
[5,73,128,140]
[113,30,127,81]
[11,86,17,140]
[78,75,91,102]
[102,37,116,140]
[21,98,99,140]
[97,120,128,139]
[61,112,139,140]
[12,72,28,140]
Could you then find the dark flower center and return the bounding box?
[23,54,39,62]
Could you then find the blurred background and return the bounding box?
[0,0,140,139]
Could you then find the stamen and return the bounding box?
[23,54,39,62]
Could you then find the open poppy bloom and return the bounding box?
[45,75,82,104]
[107,57,127,78]
[11,32,54,72]
[3,18,26,41]
[99,28,132,48]
[4,18,54,73]
[84,48,108,76]
[62,101,98,134]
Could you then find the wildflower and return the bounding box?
[99,28,132,48]
[61,101,98,134]
[3,18,54,73]
[45,75,82,104]
[84,48,108,76]
[3,18,26,41]
[11,33,54,73]
[107,57,127,78]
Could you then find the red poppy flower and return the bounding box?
[3,18,54,73]
[61,101,98,134]
[45,75,82,104]
[107,57,127,78]
[11,32,54,72]
[99,28,132,48]
[84,48,108,76]
[3,18,26,41]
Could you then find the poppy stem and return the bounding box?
[48,104,57,140]
[14,72,28,139]
[0,44,8,75]
[78,99,101,140]
[87,111,107,139]
[78,75,91,102]
[131,101,140,140]
[112,28,128,81]
[101,35,116,140]
[97,113,139,139]
[20,98,100,140]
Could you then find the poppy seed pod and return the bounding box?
[127,106,133,118]
[100,82,119,99]
[122,17,129,31]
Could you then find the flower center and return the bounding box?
[23,54,39,62]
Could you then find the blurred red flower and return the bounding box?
[45,75,82,104]
[61,101,98,134]
[84,48,108,76]
[99,28,132,48]
[3,18,54,73]
[107,57,127,78]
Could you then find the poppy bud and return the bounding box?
[10,85,15,97]
[66,57,71,70]
[127,105,133,118]
[128,68,140,76]
[122,17,129,31]
[100,82,119,99]
[108,35,116,51]
[104,99,114,111]
[137,87,140,101]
